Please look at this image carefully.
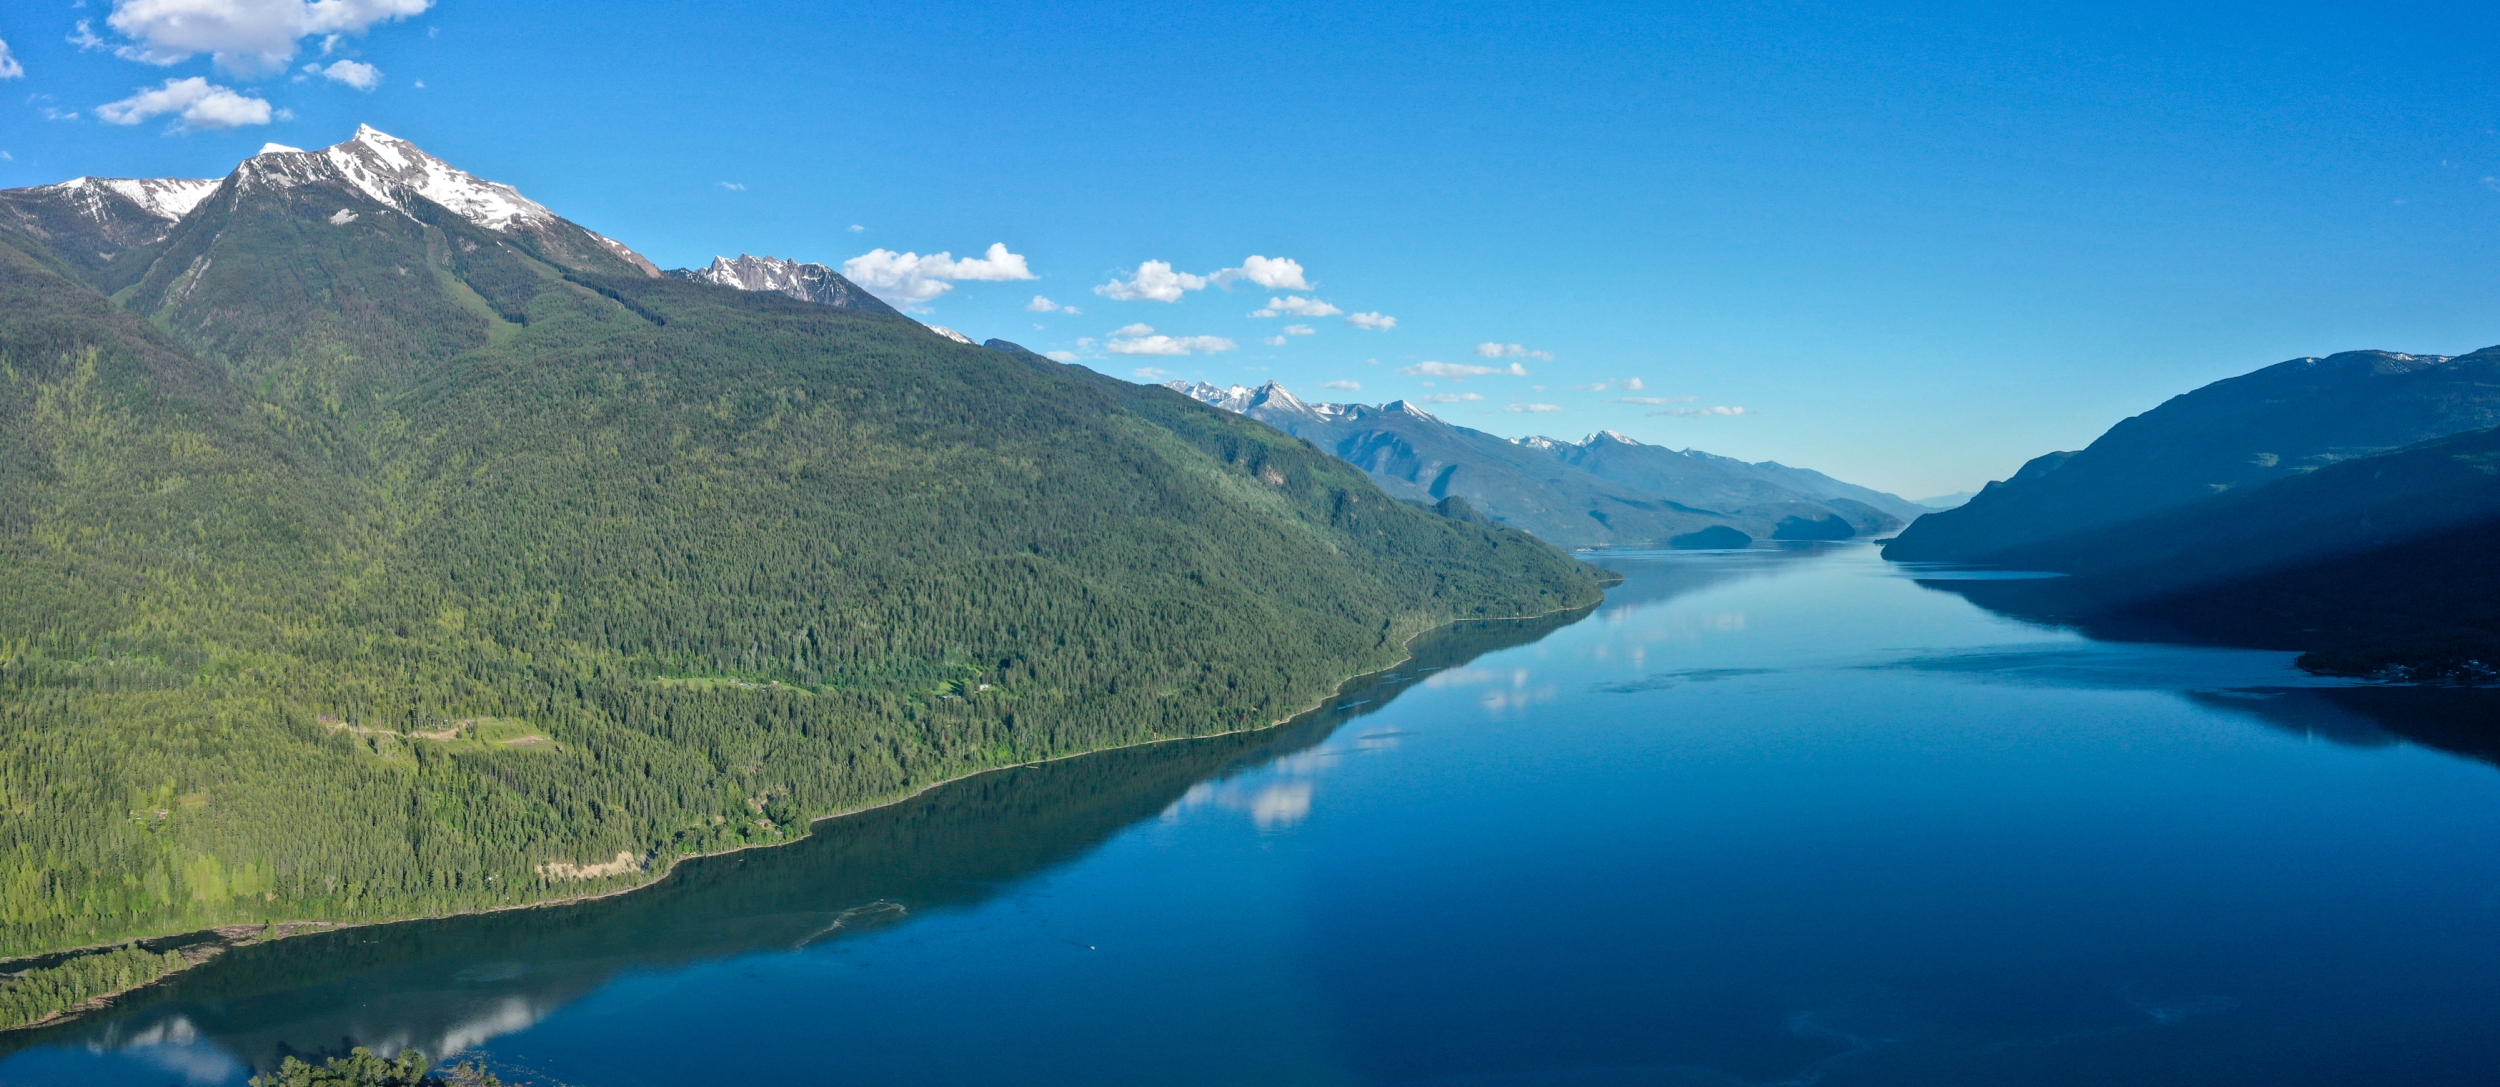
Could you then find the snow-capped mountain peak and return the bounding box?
[670,253,895,313]
[35,176,221,223]
[315,124,556,234]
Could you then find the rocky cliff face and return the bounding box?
[669,253,899,315]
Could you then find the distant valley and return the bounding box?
[1165,380,1927,550]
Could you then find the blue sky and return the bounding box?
[4,1,2499,498]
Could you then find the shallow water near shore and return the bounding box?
[8,543,2500,1086]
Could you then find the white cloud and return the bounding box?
[1345,311,1397,331]
[0,38,23,80]
[1263,335,1287,346]
[1323,380,1361,391]
[716,181,744,191]
[1100,254,1313,301]
[848,223,866,232]
[1504,403,1564,413]
[1211,254,1311,291]
[1095,260,1209,302]
[1574,377,1647,392]
[316,57,379,89]
[841,242,1036,310]
[1474,342,1554,361]
[1418,392,1483,403]
[1025,295,1080,315]
[1616,396,1694,405]
[1400,360,1525,380]
[105,0,434,76]
[1106,325,1235,355]
[1133,366,1169,379]
[1045,350,1079,363]
[98,76,279,130]
[1283,324,1315,336]
[1250,295,1341,318]
[1653,405,1750,417]
[69,21,108,51]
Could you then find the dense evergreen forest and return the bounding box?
[0,157,1606,964]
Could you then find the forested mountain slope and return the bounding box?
[0,129,1607,961]
[1912,425,2500,676]
[1886,348,2500,562]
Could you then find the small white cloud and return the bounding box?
[1026,295,1061,312]
[104,0,435,77]
[1107,329,1236,355]
[1210,255,1312,291]
[1263,335,1287,346]
[1418,392,1484,403]
[1075,337,1096,349]
[848,224,866,232]
[68,21,107,51]
[1400,360,1526,380]
[1323,380,1361,391]
[1133,366,1169,379]
[1095,259,1209,302]
[1615,396,1694,405]
[842,242,1037,310]
[1473,342,1554,361]
[1346,311,1397,331]
[1573,378,1647,392]
[1045,350,1079,362]
[1504,403,1564,413]
[1626,377,1645,390]
[317,58,380,89]
[1250,295,1341,318]
[0,152,12,162]
[98,76,277,130]
[0,37,24,80]
[1652,406,1750,417]
[1283,324,1316,336]
[412,79,423,88]
[1112,323,1155,337]
[717,181,745,191]
[2484,176,2500,194]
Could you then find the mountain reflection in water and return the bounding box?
[13,544,2500,1087]
[0,605,1598,1075]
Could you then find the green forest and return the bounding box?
[0,163,1607,963]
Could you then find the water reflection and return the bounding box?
[0,606,1596,1077]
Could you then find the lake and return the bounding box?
[7,543,2499,1086]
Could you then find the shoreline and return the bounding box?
[0,590,1609,1035]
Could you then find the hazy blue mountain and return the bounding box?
[1168,380,1921,548]
[1915,491,1975,509]
[1885,348,2500,562]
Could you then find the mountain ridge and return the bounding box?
[1167,379,1924,548]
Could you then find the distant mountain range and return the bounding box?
[1888,347,2500,676]
[1167,380,1926,548]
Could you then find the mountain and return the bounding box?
[1885,348,2500,562]
[667,253,897,315]
[0,175,222,293]
[1167,380,1921,548]
[1917,424,2500,677]
[1915,492,1976,509]
[0,129,1607,961]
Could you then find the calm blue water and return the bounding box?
[9,544,2500,1086]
